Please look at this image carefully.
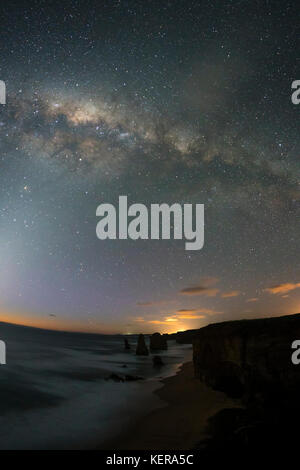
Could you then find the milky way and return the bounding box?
[0,0,299,333]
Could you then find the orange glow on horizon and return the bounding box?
[0,310,189,335]
[0,310,117,334]
[2,305,298,336]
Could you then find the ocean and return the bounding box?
[0,322,191,449]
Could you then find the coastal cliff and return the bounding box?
[193,313,300,400]
[168,329,198,344]
[192,313,300,453]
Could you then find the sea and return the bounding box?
[0,321,192,449]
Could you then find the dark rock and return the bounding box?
[168,329,198,344]
[193,313,300,403]
[176,329,198,344]
[191,313,300,455]
[105,373,143,382]
[121,364,127,368]
[124,374,144,381]
[105,373,125,382]
[152,355,164,367]
[150,332,168,351]
[135,334,149,356]
[124,338,131,350]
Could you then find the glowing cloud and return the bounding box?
[176,308,222,318]
[221,290,241,298]
[264,282,300,295]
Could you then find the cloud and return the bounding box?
[221,290,241,298]
[148,320,171,325]
[175,308,205,319]
[179,277,220,296]
[176,313,205,320]
[180,286,219,297]
[246,297,258,302]
[132,316,145,322]
[132,305,222,326]
[198,308,222,315]
[176,308,222,318]
[176,308,198,313]
[137,300,175,307]
[264,282,300,295]
[132,315,178,325]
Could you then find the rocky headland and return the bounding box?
[192,313,300,399]
[191,313,300,453]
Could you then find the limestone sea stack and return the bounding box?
[136,334,149,356]
[150,332,168,351]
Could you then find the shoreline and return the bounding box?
[102,360,242,450]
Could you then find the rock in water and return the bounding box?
[105,373,143,382]
[150,332,168,351]
[124,338,131,350]
[105,373,125,382]
[152,355,164,367]
[136,334,149,355]
[124,374,144,381]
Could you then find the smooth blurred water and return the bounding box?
[0,322,192,449]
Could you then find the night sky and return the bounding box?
[0,0,299,333]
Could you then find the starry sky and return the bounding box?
[0,0,299,334]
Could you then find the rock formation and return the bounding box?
[135,334,149,356]
[192,313,300,453]
[168,329,197,344]
[150,332,168,351]
[106,373,143,382]
[124,374,144,381]
[193,313,300,401]
[105,373,125,382]
[152,355,164,367]
[124,338,131,350]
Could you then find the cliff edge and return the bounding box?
[193,313,300,402]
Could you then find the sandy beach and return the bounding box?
[104,361,242,450]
